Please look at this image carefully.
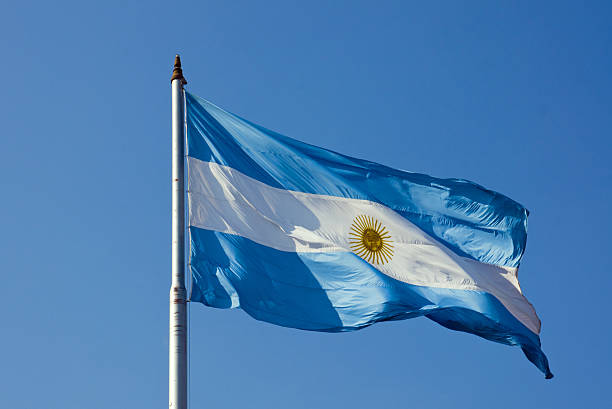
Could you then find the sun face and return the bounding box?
[349,215,394,265]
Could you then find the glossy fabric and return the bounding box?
[185,92,552,378]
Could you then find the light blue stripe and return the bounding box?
[186,92,528,268]
[189,227,552,378]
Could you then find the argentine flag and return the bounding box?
[185,92,552,378]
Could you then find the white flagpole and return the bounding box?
[170,54,187,409]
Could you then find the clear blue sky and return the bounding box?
[1,1,610,408]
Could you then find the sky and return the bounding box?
[1,1,610,408]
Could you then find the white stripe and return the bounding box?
[187,157,541,334]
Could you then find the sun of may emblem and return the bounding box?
[349,215,394,265]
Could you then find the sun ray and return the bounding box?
[354,216,366,228]
[380,249,393,259]
[355,246,369,256]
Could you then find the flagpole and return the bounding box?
[170,54,187,409]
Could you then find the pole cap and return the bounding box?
[171,54,187,84]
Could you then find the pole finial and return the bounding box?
[171,54,187,84]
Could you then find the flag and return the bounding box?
[185,92,552,378]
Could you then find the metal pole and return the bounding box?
[170,54,187,409]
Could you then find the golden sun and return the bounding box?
[349,215,394,265]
